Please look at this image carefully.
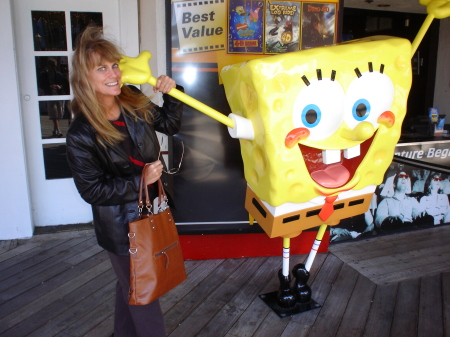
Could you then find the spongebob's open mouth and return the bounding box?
[299,133,376,189]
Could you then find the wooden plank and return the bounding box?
[0,240,11,252]
[443,271,450,337]
[8,240,19,250]
[161,259,227,314]
[196,257,278,337]
[224,256,281,337]
[0,237,98,298]
[0,241,41,263]
[0,258,113,335]
[280,322,312,337]
[0,240,18,253]
[58,294,114,337]
[307,263,359,337]
[82,314,114,337]
[0,226,447,337]
[184,259,205,274]
[390,278,420,337]
[335,240,450,285]
[2,267,116,337]
[282,253,344,331]
[330,226,450,262]
[303,253,328,283]
[335,274,377,337]
[26,277,116,337]
[376,263,450,286]
[0,250,109,321]
[225,253,319,337]
[0,239,19,254]
[163,258,244,333]
[0,238,98,300]
[0,261,72,301]
[332,236,450,272]
[251,310,290,337]
[169,257,266,337]
[362,283,398,337]
[351,242,450,272]
[417,273,443,337]
[0,238,71,274]
[0,236,91,282]
[255,254,335,336]
[361,245,450,285]
[253,253,331,337]
[28,229,95,241]
[63,238,104,264]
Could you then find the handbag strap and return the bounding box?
[138,164,170,215]
[138,164,152,216]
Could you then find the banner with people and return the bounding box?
[331,141,450,243]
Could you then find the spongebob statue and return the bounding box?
[221,35,406,239]
[120,0,450,315]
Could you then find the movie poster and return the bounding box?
[265,1,301,54]
[301,2,336,50]
[228,0,264,54]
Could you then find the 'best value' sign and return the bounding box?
[174,0,226,54]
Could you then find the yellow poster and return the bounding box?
[173,0,227,54]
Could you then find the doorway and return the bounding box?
[12,0,139,227]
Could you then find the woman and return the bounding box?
[420,173,450,225]
[66,26,183,337]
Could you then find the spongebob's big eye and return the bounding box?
[292,78,344,140]
[344,71,394,129]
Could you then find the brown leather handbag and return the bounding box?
[128,169,186,305]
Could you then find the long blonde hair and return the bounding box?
[70,26,153,145]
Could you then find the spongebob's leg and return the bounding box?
[276,238,296,309]
[292,263,311,304]
[304,224,328,271]
[282,237,290,276]
[291,225,327,305]
[260,237,321,316]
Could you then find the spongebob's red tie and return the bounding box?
[318,195,338,221]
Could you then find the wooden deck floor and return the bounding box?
[0,226,449,337]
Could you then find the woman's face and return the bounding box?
[88,53,122,100]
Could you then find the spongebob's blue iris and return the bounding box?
[302,104,321,128]
[352,99,370,121]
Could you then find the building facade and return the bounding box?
[1,0,449,240]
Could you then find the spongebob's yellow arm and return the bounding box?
[120,51,236,128]
[411,0,450,57]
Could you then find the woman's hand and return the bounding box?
[153,75,176,94]
[144,160,163,185]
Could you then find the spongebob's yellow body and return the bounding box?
[221,36,412,237]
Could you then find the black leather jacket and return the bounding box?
[66,87,183,255]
